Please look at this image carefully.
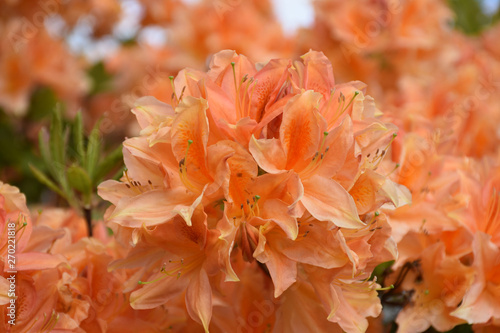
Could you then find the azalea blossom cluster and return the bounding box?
[298,0,500,331]
[1,0,500,332]
[0,181,175,332]
[0,0,123,116]
[381,143,500,332]
[96,50,409,332]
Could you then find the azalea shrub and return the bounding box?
[1,0,500,332]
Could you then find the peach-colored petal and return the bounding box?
[0,181,29,215]
[249,136,286,173]
[185,268,212,332]
[15,252,67,271]
[23,225,65,253]
[281,223,348,269]
[171,96,211,185]
[274,281,343,333]
[291,51,335,98]
[254,227,297,297]
[316,116,354,178]
[108,188,204,227]
[452,232,500,323]
[280,91,323,169]
[302,175,364,229]
[130,273,190,310]
[132,96,175,142]
[250,57,291,122]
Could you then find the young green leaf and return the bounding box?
[73,111,86,166]
[29,164,66,199]
[86,120,102,181]
[49,105,66,171]
[38,128,54,176]
[67,164,92,194]
[94,145,123,185]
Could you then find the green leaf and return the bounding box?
[29,164,66,199]
[370,260,395,282]
[49,105,66,182]
[67,165,92,194]
[26,87,58,121]
[448,0,491,35]
[94,145,123,184]
[87,62,113,95]
[73,111,86,166]
[111,165,125,181]
[38,128,53,176]
[86,120,102,182]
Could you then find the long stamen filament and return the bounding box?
[371,133,397,170]
[138,256,203,285]
[231,62,243,119]
[40,311,59,333]
[386,163,400,177]
[342,91,359,114]
[169,76,179,106]
[324,88,337,116]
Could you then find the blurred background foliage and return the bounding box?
[449,0,500,34]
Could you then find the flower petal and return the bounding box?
[302,175,364,229]
[185,268,212,332]
[280,91,323,169]
[108,189,203,227]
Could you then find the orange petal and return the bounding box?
[302,175,364,229]
[132,96,175,133]
[225,141,258,205]
[299,50,336,98]
[254,228,297,297]
[15,252,67,271]
[171,96,211,182]
[250,58,291,122]
[185,268,213,332]
[108,188,203,227]
[261,198,299,240]
[316,116,354,178]
[130,272,190,310]
[274,280,343,333]
[281,226,348,269]
[452,232,500,323]
[0,276,10,305]
[249,135,287,173]
[280,91,323,169]
[349,170,385,215]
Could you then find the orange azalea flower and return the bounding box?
[274,264,383,333]
[250,90,365,229]
[0,22,88,116]
[99,97,226,227]
[167,0,293,66]
[394,243,473,332]
[451,166,500,247]
[111,207,221,332]
[274,280,343,333]
[452,232,500,324]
